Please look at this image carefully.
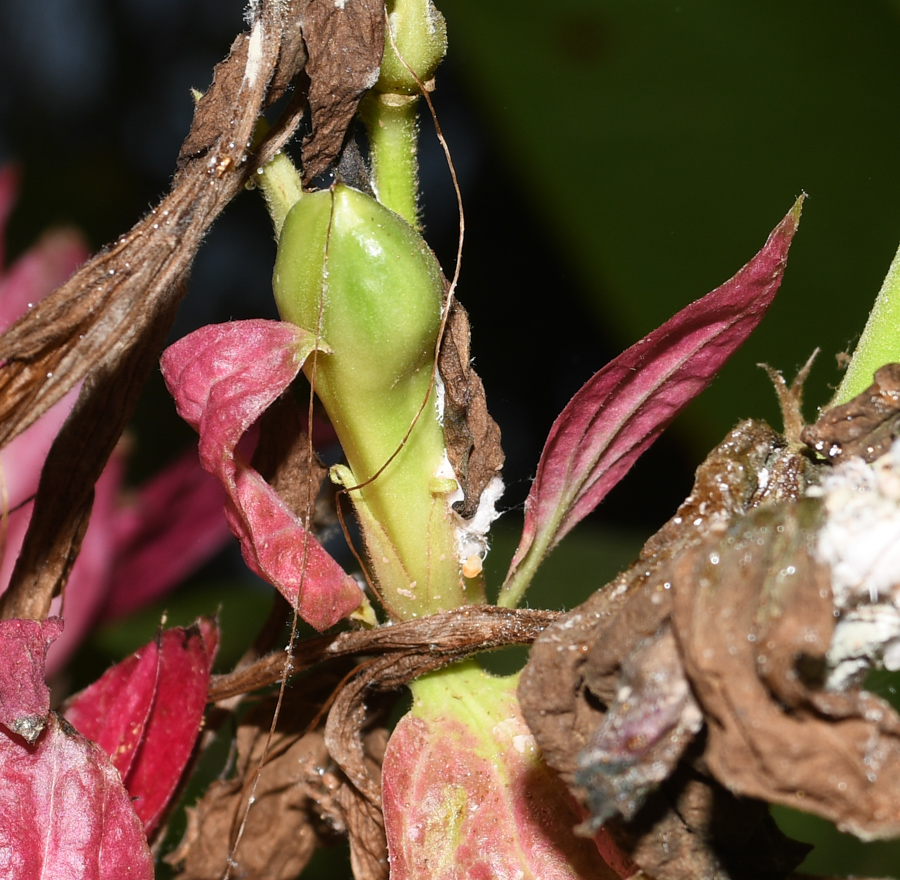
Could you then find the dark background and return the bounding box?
[3,1,900,874]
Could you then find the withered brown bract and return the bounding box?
[522,376,900,878]
[519,419,822,879]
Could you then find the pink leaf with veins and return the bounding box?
[64,620,218,837]
[383,664,618,880]
[0,713,153,880]
[0,617,63,743]
[160,319,363,630]
[503,198,803,594]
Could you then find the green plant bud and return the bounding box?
[377,0,447,94]
[273,184,473,618]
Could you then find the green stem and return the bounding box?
[833,239,900,405]
[361,92,421,227]
[496,524,558,610]
[256,150,304,236]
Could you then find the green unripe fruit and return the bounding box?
[273,184,471,618]
[273,185,442,455]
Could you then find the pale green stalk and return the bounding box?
[833,239,900,405]
[361,92,421,227]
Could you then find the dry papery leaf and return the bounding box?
[168,669,391,880]
[0,0,383,623]
[438,299,505,519]
[801,362,900,463]
[522,386,900,878]
[168,679,342,880]
[520,419,825,879]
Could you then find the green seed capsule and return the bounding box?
[273,184,471,617]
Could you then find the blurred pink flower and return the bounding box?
[0,166,231,671]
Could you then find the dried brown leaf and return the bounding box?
[438,299,505,518]
[519,420,821,879]
[167,689,344,880]
[300,0,385,182]
[605,764,812,880]
[208,605,558,701]
[801,362,900,463]
[336,728,389,880]
[0,293,179,619]
[672,500,900,841]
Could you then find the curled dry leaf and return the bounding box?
[208,604,559,701]
[168,691,339,880]
[169,672,389,880]
[670,498,900,842]
[0,713,153,879]
[438,299,505,519]
[300,0,385,181]
[0,616,63,743]
[161,319,364,630]
[503,198,803,602]
[519,420,820,879]
[801,362,900,463]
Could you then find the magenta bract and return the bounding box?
[0,617,63,743]
[160,319,364,630]
[504,199,803,593]
[64,620,218,836]
[0,713,154,879]
[102,450,231,621]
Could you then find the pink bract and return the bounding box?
[0,617,63,743]
[504,198,803,595]
[161,319,364,631]
[0,713,154,880]
[383,664,617,880]
[64,620,219,836]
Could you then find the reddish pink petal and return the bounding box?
[0,388,78,512]
[62,638,158,782]
[64,621,218,836]
[161,320,363,631]
[101,451,231,620]
[504,199,803,592]
[0,228,89,333]
[383,665,615,879]
[0,617,63,743]
[0,713,153,879]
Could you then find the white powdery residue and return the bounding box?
[434,450,464,509]
[334,0,347,8]
[434,372,446,424]
[243,20,264,90]
[455,475,505,565]
[826,604,900,689]
[814,441,900,607]
[243,0,260,26]
[814,440,900,687]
